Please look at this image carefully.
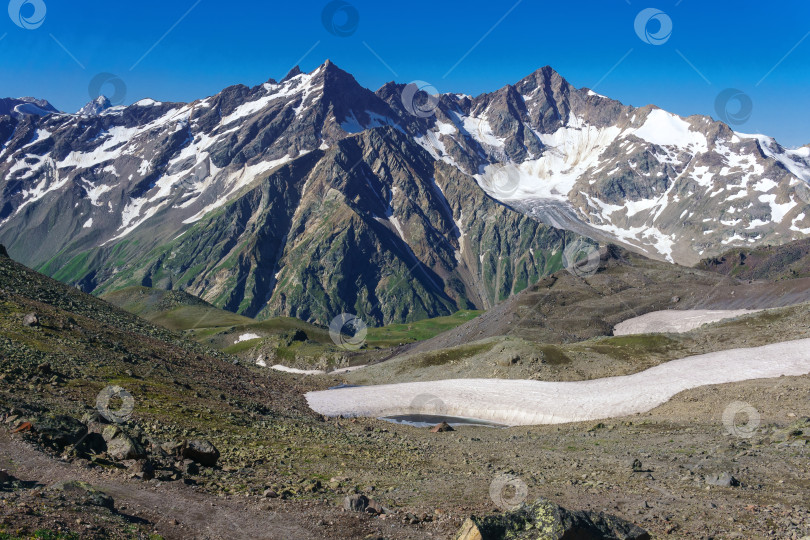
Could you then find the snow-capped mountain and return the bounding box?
[389,66,810,265]
[77,96,113,117]
[1,61,808,324]
[0,97,59,118]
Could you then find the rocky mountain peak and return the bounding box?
[2,61,810,325]
[280,65,303,83]
[77,95,112,117]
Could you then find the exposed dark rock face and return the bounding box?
[2,61,809,323]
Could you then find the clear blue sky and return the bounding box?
[1,0,808,146]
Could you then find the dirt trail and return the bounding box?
[0,431,416,540]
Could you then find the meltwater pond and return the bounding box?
[380,414,505,428]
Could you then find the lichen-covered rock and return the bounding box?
[180,439,220,466]
[48,481,114,510]
[34,414,87,452]
[454,498,649,540]
[101,426,146,460]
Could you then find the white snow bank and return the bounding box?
[305,338,810,426]
[271,365,325,375]
[633,109,707,152]
[270,364,367,376]
[614,309,761,336]
[234,333,261,344]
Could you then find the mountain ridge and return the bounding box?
[2,60,809,325]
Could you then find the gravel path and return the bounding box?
[306,338,810,426]
[613,309,761,335]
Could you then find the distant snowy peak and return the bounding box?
[383,65,810,265]
[2,60,809,273]
[77,96,112,117]
[0,97,59,117]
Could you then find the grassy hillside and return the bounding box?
[101,286,255,330]
[103,285,485,369]
[347,301,810,385]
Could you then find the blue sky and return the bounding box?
[1,0,808,146]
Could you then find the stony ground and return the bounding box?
[2,250,810,539]
[4,369,809,539]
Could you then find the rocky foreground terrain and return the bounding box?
[0,243,809,539]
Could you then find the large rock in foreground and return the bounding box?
[454,498,649,540]
[179,440,220,467]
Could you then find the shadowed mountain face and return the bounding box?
[696,237,810,280]
[1,61,809,324]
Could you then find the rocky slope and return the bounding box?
[393,245,810,354]
[2,61,809,324]
[383,66,810,266]
[697,236,810,280]
[4,250,810,539]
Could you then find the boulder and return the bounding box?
[342,494,385,514]
[343,494,369,512]
[102,426,146,461]
[129,459,155,480]
[181,459,200,475]
[705,472,740,487]
[179,440,220,467]
[35,415,88,452]
[430,422,454,433]
[453,498,649,540]
[82,411,109,438]
[22,313,39,327]
[48,481,114,510]
[101,424,122,442]
[366,498,386,515]
[0,469,12,483]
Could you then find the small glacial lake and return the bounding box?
[379,414,506,428]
